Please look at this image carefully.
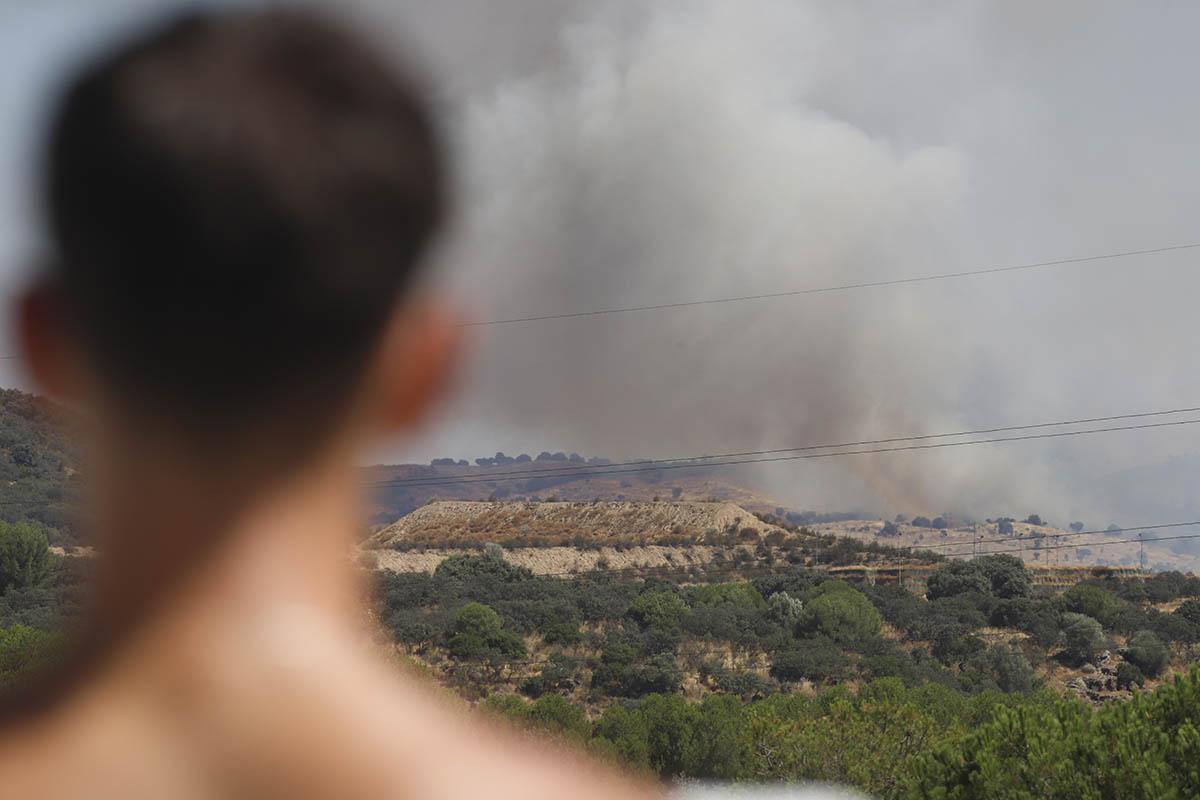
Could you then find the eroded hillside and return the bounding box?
[369,500,786,549]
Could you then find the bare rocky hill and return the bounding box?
[364,459,784,528]
[368,500,785,549]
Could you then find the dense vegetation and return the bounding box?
[0,390,75,545]
[0,519,83,688]
[0,500,1198,796]
[1,391,1199,797]
[481,670,1200,798]
[908,670,1200,798]
[375,550,1200,797]
[485,677,1058,796]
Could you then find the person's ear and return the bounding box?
[371,298,466,433]
[15,278,82,403]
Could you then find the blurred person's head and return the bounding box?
[21,9,456,473]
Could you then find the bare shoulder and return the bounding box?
[301,650,666,800]
[201,603,667,800]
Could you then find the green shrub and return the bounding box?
[771,637,850,683]
[525,694,589,740]
[925,561,989,601]
[932,630,986,666]
[1145,571,1200,603]
[1060,612,1105,664]
[627,590,689,630]
[691,694,753,779]
[1124,629,1170,678]
[434,554,532,583]
[478,692,528,721]
[447,602,526,661]
[986,596,1062,648]
[0,624,60,686]
[1175,598,1200,626]
[592,705,651,769]
[701,662,775,698]
[0,522,51,594]
[387,608,442,647]
[1141,608,1200,644]
[744,678,962,796]
[540,621,583,645]
[975,554,1032,599]
[1062,583,1122,628]
[593,649,683,698]
[754,569,823,600]
[905,668,1200,798]
[520,653,579,698]
[798,582,882,644]
[924,594,990,631]
[639,693,703,778]
[1116,661,1145,690]
[688,582,765,610]
[863,583,923,630]
[962,645,1036,693]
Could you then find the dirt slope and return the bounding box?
[364,460,785,527]
[368,500,783,548]
[371,544,729,576]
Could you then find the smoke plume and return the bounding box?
[345,0,1200,523]
[7,0,1200,524]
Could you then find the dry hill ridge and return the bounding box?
[369,500,785,549]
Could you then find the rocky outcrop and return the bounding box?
[1066,650,1127,705]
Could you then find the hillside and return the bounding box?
[813,517,1200,573]
[373,547,1200,798]
[365,499,944,580]
[0,389,75,545]
[1,382,1196,574]
[369,500,785,549]
[364,458,786,528]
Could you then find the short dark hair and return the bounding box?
[44,9,445,432]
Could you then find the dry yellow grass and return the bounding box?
[369,500,787,549]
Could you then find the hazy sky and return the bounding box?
[3,1,1200,523]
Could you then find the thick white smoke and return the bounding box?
[6,0,1200,525]
[437,1,974,514]
[349,0,1200,524]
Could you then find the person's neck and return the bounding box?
[81,431,368,663]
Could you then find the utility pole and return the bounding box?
[1139,531,1146,572]
[972,524,978,559]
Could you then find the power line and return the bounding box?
[976,530,1200,559]
[913,520,1200,554]
[372,405,1200,489]
[462,242,1200,327]
[370,415,1200,489]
